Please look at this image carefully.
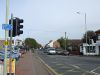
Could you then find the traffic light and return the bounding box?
[9,19,17,37]
[16,18,24,35]
[9,17,24,37]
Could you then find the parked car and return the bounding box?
[43,47,50,53]
[13,49,21,57]
[62,50,70,55]
[0,50,10,61]
[47,48,56,55]
[0,50,20,61]
[19,48,26,54]
[43,49,48,53]
[0,52,5,61]
[11,51,20,61]
[56,49,63,55]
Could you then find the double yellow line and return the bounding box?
[36,55,62,75]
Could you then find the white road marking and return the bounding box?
[90,66,100,72]
[51,61,57,64]
[90,71,100,75]
[56,64,64,66]
[70,64,100,75]
[71,65,80,69]
[90,66,100,75]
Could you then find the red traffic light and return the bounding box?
[18,19,24,23]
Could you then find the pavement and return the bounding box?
[37,50,100,75]
[16,51,51,75]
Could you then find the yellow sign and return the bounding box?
[7,59,15,73]
[4,41,9,46]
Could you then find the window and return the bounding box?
[85,46,95,53]
[98,34,100,40]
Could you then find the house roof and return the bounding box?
[95,30,100,34]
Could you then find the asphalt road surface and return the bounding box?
[37,50,100,75]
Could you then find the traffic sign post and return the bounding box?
[9,14,13,75]
[4,0,9,75]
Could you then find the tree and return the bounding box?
[82,30,97,44]
[24,38,39,49]
[57,37,68,49]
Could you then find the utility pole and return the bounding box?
[65,32,66,50]
[4,0,9,75]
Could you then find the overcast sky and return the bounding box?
[0,0,100,45]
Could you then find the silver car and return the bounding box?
[47,48,56,55]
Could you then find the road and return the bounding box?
[37,50,100,75]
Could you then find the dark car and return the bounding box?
[62,50,70,55]
[56,49,63,55]
[43,49,48,53]
[43,47,51,53]
[20,50,25,54]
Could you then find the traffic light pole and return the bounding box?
[4,0,9,75]
[9,14,13,75]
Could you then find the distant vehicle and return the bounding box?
[0,50,10,61]
[0,50,20,61]
[17,46,26,54]
[47,48,56,55]
[0,53,5,61]
[19,49,26,54]
[56,49,63,55]
[11,51,20,61]
[14,47,22,56]
[62,50,70,55]
[43,47,50,53]
[43,50,48,53]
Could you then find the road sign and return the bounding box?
[4,41,9,46]
[2,24,12,30]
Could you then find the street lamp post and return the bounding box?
[85,13,88,46]
[76,12,87,47]
[65,32,66,50]
[77,12,88,54]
